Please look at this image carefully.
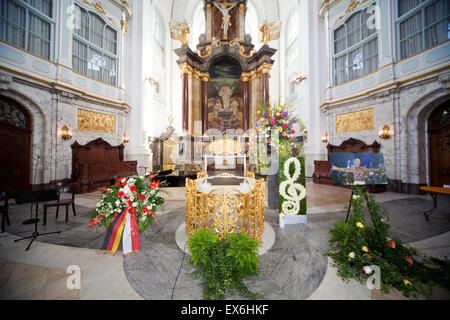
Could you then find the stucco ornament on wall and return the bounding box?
[336,108,374,133]
[78,109,116,134]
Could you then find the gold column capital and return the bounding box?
[241,72,250,82]
[260,63,273,74]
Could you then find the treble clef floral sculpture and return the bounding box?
[279,157,306,216]
[255,101,307,224]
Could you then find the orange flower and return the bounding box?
[387,240,396,249]
[405,256,413,266]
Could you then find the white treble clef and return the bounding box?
[279,157,306,216]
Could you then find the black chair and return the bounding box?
[43,183,78,226]
[0,190,11,233]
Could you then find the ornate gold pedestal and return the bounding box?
[185,177,265,241]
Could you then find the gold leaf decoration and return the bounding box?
[336,108,374,133]
[77,109,116,134]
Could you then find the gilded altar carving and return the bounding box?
[170,21,190,46]
[77,109,116,134]
[336,108,374,133]
[260,21,281,45]
[230,40,255,58]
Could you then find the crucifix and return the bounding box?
[214,0,237,39]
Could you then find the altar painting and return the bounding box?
[208,59,244,132]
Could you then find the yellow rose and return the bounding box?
[279,127,283,132]
[403,279,412,287]
[356,222,365,229]
[362,246,369,253]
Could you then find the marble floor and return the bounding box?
[0,183,448,300]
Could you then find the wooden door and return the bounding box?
[429,101,450,187]
[0,97,32,192]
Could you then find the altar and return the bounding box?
[170,0,279,136]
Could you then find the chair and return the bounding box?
[43,183,78,226]
[0,190,11,233]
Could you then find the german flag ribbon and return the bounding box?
[102,208,140,255]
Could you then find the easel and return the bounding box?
[344,186,382,237]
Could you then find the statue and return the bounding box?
[214,0,237,39]
[259,20,282,45]
[169,21,190,46]
[218,82,234,111]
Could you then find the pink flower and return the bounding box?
[363,266,372,274]
[270,120,276,126]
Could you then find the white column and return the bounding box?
[302,0,327,177]
[124,0,152,175]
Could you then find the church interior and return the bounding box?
[0,0,449,302]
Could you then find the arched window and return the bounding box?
[332,2,378,86]
[286,10,299,66]
[0,0,54,60]
[152,9,165,68]
[72,2,118,86]
[396,0,449,60]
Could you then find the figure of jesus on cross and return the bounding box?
[214,0,237,39]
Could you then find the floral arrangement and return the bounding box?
[89,175,167,233]
[255,102,306,158]
[327,186,450,298]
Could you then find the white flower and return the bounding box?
[132,202,138,208]
[363,266,372,274]
[349,252,355,259]
[352,195,360,200]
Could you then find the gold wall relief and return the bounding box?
[77,109,116,134]
[336,108,374,133]
[260,21,281,45]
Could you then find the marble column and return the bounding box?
[262,73,270,104]
[202,78,209,134]
[182,72,189,132]
[239,3,245,41]
[206,3,212,42]
[243,78,249,130]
